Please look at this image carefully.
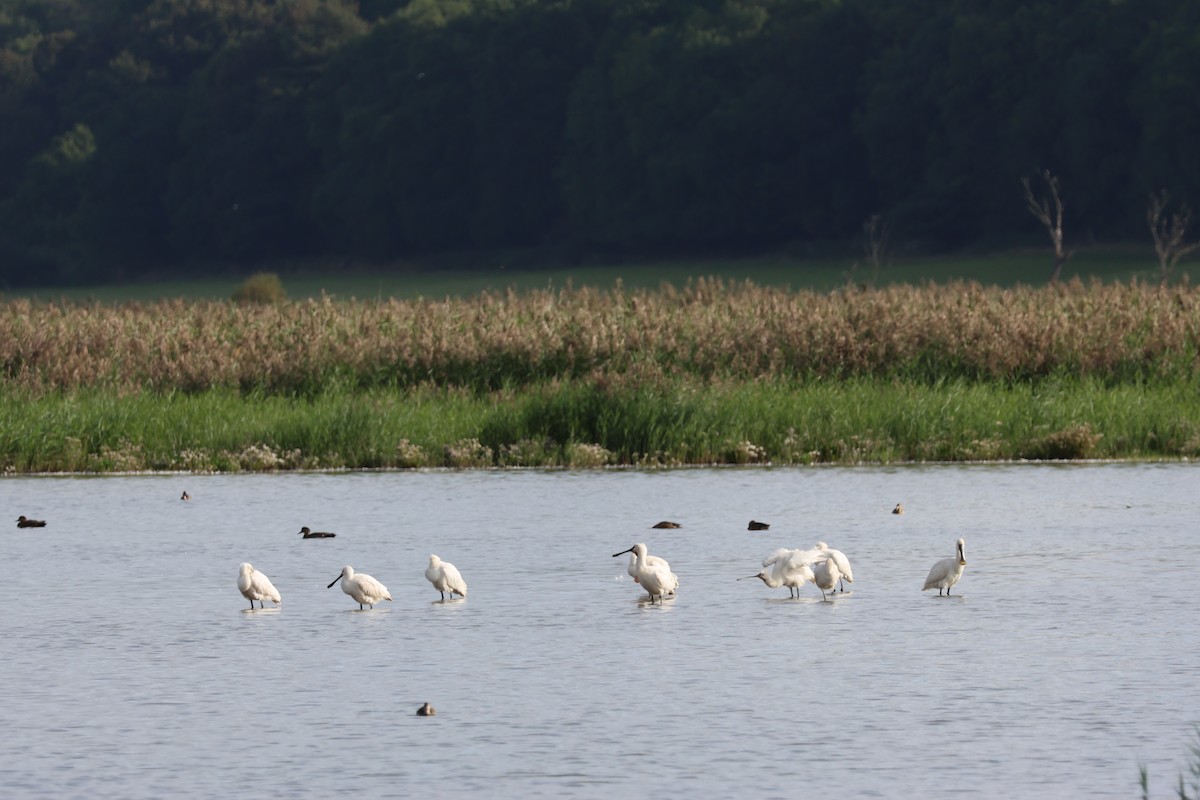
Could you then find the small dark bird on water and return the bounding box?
[181,491,191,501]
[298,526,336,539]
[417,702,436,717]
[747,520,770,531]
[892,503,904,515]
[17,516,46,528]
[652,521,681,529]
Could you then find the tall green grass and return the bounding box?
[2,377,1198,473]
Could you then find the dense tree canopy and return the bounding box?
[2,0,1199,286]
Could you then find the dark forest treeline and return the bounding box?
[2,0,1199,286]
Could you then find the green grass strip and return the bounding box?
[2,377,1198,473]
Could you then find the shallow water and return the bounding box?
[1,464,1198,798]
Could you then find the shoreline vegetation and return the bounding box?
[3,278,1200,474]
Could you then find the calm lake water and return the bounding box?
[2,464,1198,799]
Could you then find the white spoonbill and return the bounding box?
[237,562,281,609]
[812,557,842,601]
[923,537,967,596]
[738,547,821,598]
[425,554,468,601]
[814,541,854,592]
[625,549,674,587]
[328,565,392,609]
[612,543,678,603]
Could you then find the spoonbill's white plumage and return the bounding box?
[425,554,467,600]
[923,538,967,596]
[814,541,854,592]
[612,543,678,603]
[739,547,821,598]
[327,565,392,609]
[625,549,674,586]
[237,562,281,609]
[812,557,842,601]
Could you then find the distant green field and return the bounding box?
[2,246,1187,303]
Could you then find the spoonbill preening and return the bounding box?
[425,554,468,601]
[237,562,281,609]
[813,541,854,593]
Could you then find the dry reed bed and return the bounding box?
[3,278,1199,394]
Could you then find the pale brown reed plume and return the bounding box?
[2,280,1199,395]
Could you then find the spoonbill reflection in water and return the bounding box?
[814,541,854,592]
[923,538,967,596]
[328,565,392,609]
[812,558,842,601]
[738,547,822,598]
[237,562,281,609]
[612,543,678,603]
[425,554,467,601]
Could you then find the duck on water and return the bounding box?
[299,526,336,539]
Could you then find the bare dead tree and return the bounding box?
[1147,190,1200,284]
[844,213,888,289]
[1022,169,1070,283]
[863,213,888,277]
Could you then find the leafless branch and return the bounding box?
[844,213,889,289]
[1022,169,1070,282]
[1147,190,1200,284]
[863,213,888,274]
